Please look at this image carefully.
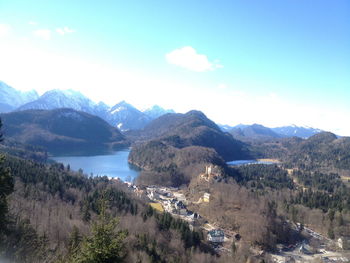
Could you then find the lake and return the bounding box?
[50,149,140,182]
[227,159,279,166]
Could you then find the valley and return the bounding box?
[0,83,349,263]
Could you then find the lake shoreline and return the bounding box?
[50,149,139,182]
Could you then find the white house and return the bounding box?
[207,229,225,243]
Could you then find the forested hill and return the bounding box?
[0,108,128,155]
[287,132,350,170]
[128,110,251,161]
[0,153,217,262]
[128,111,251,186]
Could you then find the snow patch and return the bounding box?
[111,106,125,114]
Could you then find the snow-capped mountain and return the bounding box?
[17,89,110,120]
[18,89,95,111]
[143,105,174,120]
[0,81,39,112]
[107,101,151,131]
[272,125,323,138]
[11,86,173,131]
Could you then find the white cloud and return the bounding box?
[56,26,75,35]
[0,24,11,37]
[33,29,51,40]
[28,21,38,25]
[165,46,222,72]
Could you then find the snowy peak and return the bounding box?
[0,81,39,112]
[18,89,95,112]
[107,101,151,131]
[143,105,175,119]
[109,101,134,115]
[272,125,323,138]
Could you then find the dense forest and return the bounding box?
[0,153,223,262]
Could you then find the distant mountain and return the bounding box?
[107,101,151,131]
[218,124,234,131]
[229,124,282,141]
[131,110,251,161]
[143,105,175,120]
[18,89,101,115]
[272,125,322,138]
[0,81,39,112]
[17,90,168,131]
[0,108,127,154]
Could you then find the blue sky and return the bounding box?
[0,0,349,134]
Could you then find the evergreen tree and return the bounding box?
[0,118,14,241]
[73,199,127,263]
[68,226,82,254]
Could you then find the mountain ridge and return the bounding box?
[0,81,39,112]
[0,108,128,154]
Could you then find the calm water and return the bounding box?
[50,149,139,182]
[227,160,276,166]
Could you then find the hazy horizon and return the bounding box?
[0,1,349,135]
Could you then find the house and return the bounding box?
[207,229,225,243]
[203,192,210,202]
[175,200,187,215]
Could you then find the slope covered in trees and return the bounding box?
[129,141,227,186]
[128,110,251,161]
[128,111,251,186]
[0,108,128,155]
[0,151,219,262]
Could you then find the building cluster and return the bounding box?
[145,186,201,222]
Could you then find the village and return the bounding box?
[124,165,230,248]
[123,165,350,263]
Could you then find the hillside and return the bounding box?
[128,111,250,186]
[288,132,350,170]
[0,153,217,263]
[0,108,128,154]
[130,110,250,161]
[129,141,227,186]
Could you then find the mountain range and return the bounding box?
[222,123,324,140]
[1,81,173,131]
[1,80,324,137]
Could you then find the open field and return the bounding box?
[149,202,164,212]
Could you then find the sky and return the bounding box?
[0,0,349,135]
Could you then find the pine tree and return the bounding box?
[68,226,82,254]
[0,118,14,240]
[73,198,127,263]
